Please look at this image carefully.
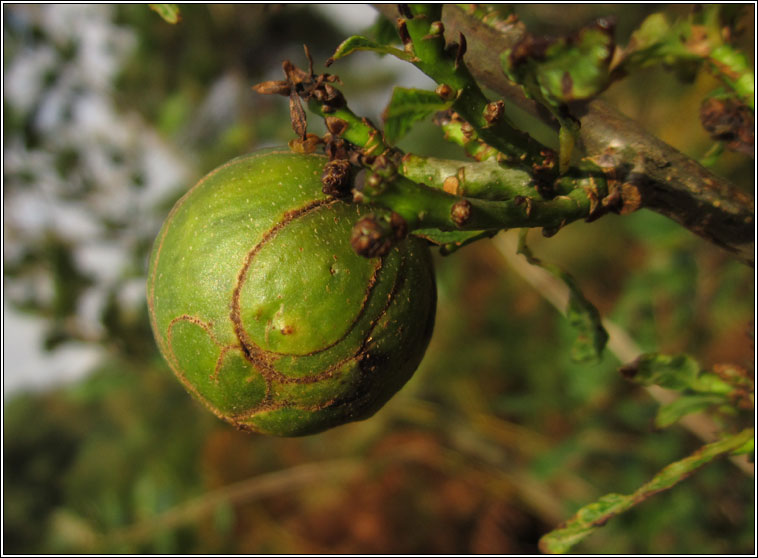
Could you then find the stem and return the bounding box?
[400,154,584,201]
[401,154,539,200]
[400,4,551,169]
[435,110,500,162]
[359,173,592,233]
[307,98,389,155]
[309,92,605,234]
[372,4,755,266]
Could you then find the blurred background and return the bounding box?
[3,4,754,554]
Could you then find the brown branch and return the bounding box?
[372,4,755,266]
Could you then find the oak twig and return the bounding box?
[373,4,755,266]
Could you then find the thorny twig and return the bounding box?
[372,4,755,266]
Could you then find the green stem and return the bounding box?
[402,153,599,199]
[435,110,501,161]
[360,173,592,233]
[309,94,602,231]
[401,154,537,200]
[308,99,389,155]
[401,4,551,168]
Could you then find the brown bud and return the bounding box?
[433,109,454,127]
[282,60,309,84]
[288,134,321,154]
[460,120,475,140]
[429,21,444,36]
[321,159,352,197]
[323,83,341,102]
[451,199,472,227]
[389,211,408,241]
[700,96,754,156]
[289,94,308,139]
[252,80,291,96]
[483,100,505,125]
[366,172,385,194]
[351,215,398,258]
[424,20,445,40]
[324,136,350,161]
[435,83,455,101]
[325,116,348,136]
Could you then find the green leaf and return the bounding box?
[327,35,414,66]
[413,228,496,255]
[148,4,181,24]
[731,436,754,456]
[536,25,615,103]
[382,87,453,143]
[622,353,700,391]
[539,428,754,554]
[625,13,679,64]
[364,14,400,46]
[689,371,735,396]
[654,394,725,428]
[517,231,608,363]
[621,354,750,428]
[501,20,615,109]
[413,228,487,245]
[709,45,754,109]
[622,13,699,71]
[624,354,742,396]
[563,274,609,363]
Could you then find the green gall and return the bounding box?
[147,149,437,436]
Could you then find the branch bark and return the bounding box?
[373,4,755,266]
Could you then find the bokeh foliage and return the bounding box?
[3,4,754,554]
